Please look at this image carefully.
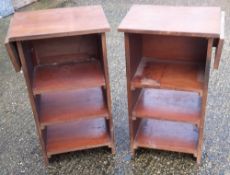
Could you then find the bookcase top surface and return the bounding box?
[118,5,221,37]
[7,5,110,41]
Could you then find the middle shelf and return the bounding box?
[33,60,105,95]
[38,87,109,128]
[132,88,201,124]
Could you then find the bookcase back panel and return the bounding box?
[142,35,208,62]
[33,34,100,65]
[22,42,36,81]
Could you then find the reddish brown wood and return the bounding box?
[124,33,142,156]
[46,118,110,156]
[118,5,221,37]
[32,34,99,65]
[197,39,214,164]
[5,6,114,164]
[7,6,110,42]
[17,42,48,164]
[214,11,225,69]
[38,88,109,128]
[119,5,224,163]
[33,61,105,94]
[134,119,198,155]
[100,33,115,153]
[5,38,21,72]
[132,58,204,94]
[142,34,207,62]
[133,89,201,125]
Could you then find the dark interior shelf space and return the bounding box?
[38,88,109,127]
[33,60,105,94]
[133,89,201,124]
[131,58,204,93]
[46,118,110,157]
[134,119,198,155]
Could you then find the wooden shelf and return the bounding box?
[33,61,105,94]
[131,58,204,93]
[134,119,198,155]
[46,118,110,156]
[38,88,108,128]
[133,89,201,124]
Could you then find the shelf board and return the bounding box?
[133,89,201,124]
[134,119,198,155]
[131,58,204,93]
[38,88,109,128]
[33,61,105,94]
[46,118,110,156]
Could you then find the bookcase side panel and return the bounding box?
[16,41,48,164]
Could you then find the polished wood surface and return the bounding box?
[7,6,110,41]
[5,37,21,72]
[38,88,109,128]
[197,39,214,164]
[32,34,99,65]
[46,118,110,156]
[119,5,224,163]
[132,58,204,94]
[142,34,207,62]
[118,5,221,37]
[17,41,48,163]
[214,11,225,69]
[134,119,198,155]
[124,33,142,155]
[5,6,114,164]
[133,89,201,124]
[33,61,105,94]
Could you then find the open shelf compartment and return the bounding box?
[33,60,105,94]
[46,118,111,157]
[134,119,198,155]
[38,87,109,128]
[131,57,204,93]
[133,88,201,124]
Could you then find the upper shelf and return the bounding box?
[33,61,105,95]
[131,58,204,94]
[118,5,221,38]
[6,5,110,42]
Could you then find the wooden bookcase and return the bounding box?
[118,5,224,164]
[5,6,115,164]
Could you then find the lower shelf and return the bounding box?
[134,119,198,155]
[46,118,111,157]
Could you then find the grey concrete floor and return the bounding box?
[0,0,230,174]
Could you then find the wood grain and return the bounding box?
[132,58,204,94]
[118,5,221,37]
[33,61,105,94]
[214,11,225,69]
[142,34,207,62]
[46,118,110,156]
[134,119,198,155]
[133,89,201,125]
[32,34,99,65]
[38,88,109,128]
[8,6,110,41]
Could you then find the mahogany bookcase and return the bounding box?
[5,6,115,164]
[118,5,224,163]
